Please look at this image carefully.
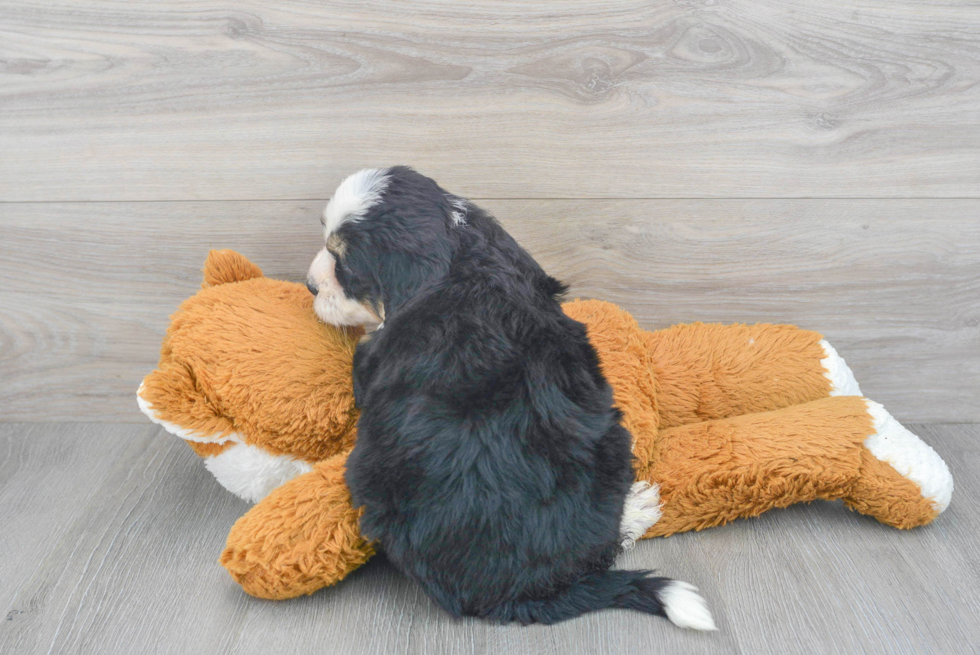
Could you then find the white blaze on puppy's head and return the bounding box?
[322,167,391,236]
[307,168,390,327]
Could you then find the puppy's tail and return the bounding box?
[483,570,716,629]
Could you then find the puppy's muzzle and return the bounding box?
[306,280,319,296]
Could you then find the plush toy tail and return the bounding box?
[202,249,264,287]
[480,570,716,630]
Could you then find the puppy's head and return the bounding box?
[306,166,468,327]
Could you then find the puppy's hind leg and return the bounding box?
[620,481,663,549]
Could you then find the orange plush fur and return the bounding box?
[139,250,951,600]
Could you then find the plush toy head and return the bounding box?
[138,250,362,501]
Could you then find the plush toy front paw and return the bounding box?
[220,452,375,599]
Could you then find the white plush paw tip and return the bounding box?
[864,400,954,513]
[820,339,862,396]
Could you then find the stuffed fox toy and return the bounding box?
[138,250,953,601]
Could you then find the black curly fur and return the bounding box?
[325,166,677,624]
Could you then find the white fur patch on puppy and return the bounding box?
[820,339,862,396]
[659,581,717,631]
[864,400,953,513]
[446,194,468,226]
[307,247,382,327]
[619,481,662,549]
[323,167,391,236]
[204,443,314,503]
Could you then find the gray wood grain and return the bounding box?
[3,0,977,649]
[1,0,979,200]
[0,424,252,653]
[711,426,980,653]
[2,199,978,423]
[1,422,977,654]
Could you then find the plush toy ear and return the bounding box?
[138,362,238,446]
[202,249,264,288]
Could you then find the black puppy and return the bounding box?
[306,167,714,628]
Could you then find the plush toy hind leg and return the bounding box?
[563,298,861,431]
[643,321,860,429]
[220,450,374,600]
[636,396,952,539]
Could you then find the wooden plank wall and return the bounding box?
[3,0,980,200]
[1,0,978,422]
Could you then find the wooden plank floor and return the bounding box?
[0,422,977,655]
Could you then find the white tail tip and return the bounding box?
[659,581,717,631]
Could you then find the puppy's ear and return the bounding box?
[351,344,376,408]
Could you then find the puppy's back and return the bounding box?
[347,278,709,626]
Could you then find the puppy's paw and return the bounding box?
[620,481,662,549]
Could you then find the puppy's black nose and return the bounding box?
[306,280,318,296]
